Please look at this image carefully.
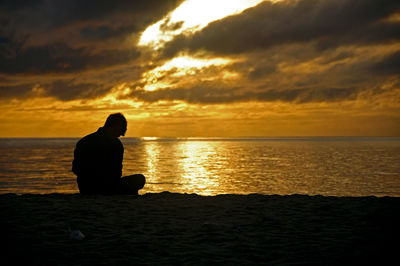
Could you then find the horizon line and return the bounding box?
[0,136,399,139]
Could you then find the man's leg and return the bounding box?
[77,177,96,195]
[117,174,146,195]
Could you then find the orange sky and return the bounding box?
[1,0,399,137]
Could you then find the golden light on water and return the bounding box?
[139,0,265,49]
[144,141,160,187]
[140,140,225,195]
[176,141,220,195]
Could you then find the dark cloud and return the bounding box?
[1,0,398,107]
[320,51,354,64]
[126,43,399,105]
[131,83,242,104]
[0,0,43,11]
[0,79,109,101]
[0,60,148,101]
[255,86,359,103]
[79,25,136,42]
[128,81,361,105]
[0,83,33,98]
[0,0,183,74]
[0,41,140,74]
[0,0,183,29]
[44,79,110,101]
[0,0,184,101]
[163,0,400,57]
[369,51,400,76]
[151,0,400,106]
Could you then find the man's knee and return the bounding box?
[122,174,146,190]
[136,174,146,189]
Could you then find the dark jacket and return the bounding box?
[72,127,123,194]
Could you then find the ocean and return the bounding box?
[0,137,399,196]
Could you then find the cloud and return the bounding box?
[0,0,184,100]
[137,0,399,106]
[0,40,141,74]
[126,43,400,105]
[369,51,400,75]
[128,79,361,105]
[163,0,400,57]
[1,0,399,107]
[1,0,184,31]
[43,79,110,101]
[0,0,184,74]
[0,83,33,98]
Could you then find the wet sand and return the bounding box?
[2,192,399,265]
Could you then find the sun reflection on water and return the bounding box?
[143,141,160,192]
[176,141,221,195]
[142,140,223,195]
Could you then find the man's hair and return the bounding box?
[104,113,127,127]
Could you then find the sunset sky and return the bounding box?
[1,0,399,137]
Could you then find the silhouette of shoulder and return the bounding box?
[73,127,123,178]
[76,128,123,153]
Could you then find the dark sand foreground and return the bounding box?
[2,192,399,265]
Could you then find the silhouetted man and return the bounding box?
[72,113,145,195]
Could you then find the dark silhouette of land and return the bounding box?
[1,193,399,265]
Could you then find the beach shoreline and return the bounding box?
[2,192,399,265]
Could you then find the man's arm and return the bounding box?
[109,139,124,179]
[72,139,92,177]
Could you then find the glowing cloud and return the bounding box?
[156,55,230,70]
[141,55,232,91]
[139,0,265,49]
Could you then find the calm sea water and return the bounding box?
[0,137,399,196]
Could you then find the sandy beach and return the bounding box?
[2,192,399,265]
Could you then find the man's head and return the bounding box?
[104,113,127,137]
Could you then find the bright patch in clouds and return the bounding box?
[142,55,232,91]
[138,0,263,92]
[156,56,230,70]
[139,0,265,49]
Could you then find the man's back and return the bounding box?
[72,127,124,194]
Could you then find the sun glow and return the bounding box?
[141,55,232,91]
[139,0,265,49]
[138,0,263,92]
[150,56,230,73]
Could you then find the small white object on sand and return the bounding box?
[68,227,85,241]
